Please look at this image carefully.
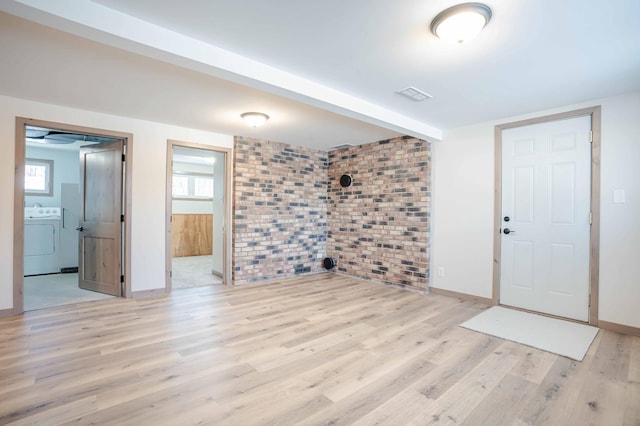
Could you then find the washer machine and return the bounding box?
[24,207,61,276]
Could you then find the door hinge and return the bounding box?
[589,212,593,225]
[170,270,172,278]
[589,130,593,143]
[120,275,124,283]
[121,214,125,222]
[122,154,126,162]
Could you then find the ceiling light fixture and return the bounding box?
[430,3,492,44]
[241,112,270,127]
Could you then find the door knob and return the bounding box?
[75,226,84,232]
[503,228,515,235]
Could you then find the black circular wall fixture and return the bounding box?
[323,257,337,270]
[339,174,352,188]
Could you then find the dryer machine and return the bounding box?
[24,207,61,276]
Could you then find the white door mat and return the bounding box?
[460,306,599,361]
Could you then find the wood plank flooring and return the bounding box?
[0,273,638,425]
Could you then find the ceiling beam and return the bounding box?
[0,0,443,141]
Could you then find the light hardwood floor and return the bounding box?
[0,274,638,425]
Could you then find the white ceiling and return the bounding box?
[1,0,639,151]
[0,12,399,150]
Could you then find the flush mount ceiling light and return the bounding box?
[430,3,492,44]
[241,112,270,127]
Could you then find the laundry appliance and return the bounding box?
[24,207,61,276]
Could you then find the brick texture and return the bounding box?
[327,136,431,290]
[232,136,328,284]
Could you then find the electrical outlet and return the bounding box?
[437,266,445,277]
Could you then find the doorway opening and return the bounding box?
[13,118,133,315]
[165,141,232,290]
[492,107,601,326]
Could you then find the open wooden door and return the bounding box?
[78,141,123,296]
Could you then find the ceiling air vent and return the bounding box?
[396,86,433,102]
[330,143,355,150]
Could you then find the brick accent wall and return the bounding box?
[327,136,431,290]
[233,136,328,284]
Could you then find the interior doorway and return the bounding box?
[13,117,133,315]
[165,141,232,290]
[493,107,601,325]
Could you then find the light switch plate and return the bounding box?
[613,189,626,204]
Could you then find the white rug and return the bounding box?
[460,306,599,361]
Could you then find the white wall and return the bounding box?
[171,201,213,214]
[0,94,233,310]
[431,90,640,329]
[431,122,495,299]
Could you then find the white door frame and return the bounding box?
[13,117,133,315]
[165,140,233,290]
[492,106,601,326]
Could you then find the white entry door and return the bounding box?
[500,115,591,321]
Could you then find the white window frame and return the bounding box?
[172,172,214,200]
[25,158,54,197]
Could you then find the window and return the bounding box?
[194,177,213,198]
[25,158,53,196]
[172,175,189,198]
[172,173,213,199]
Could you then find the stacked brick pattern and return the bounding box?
[233,136,328,284]
[327,136,431,290]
